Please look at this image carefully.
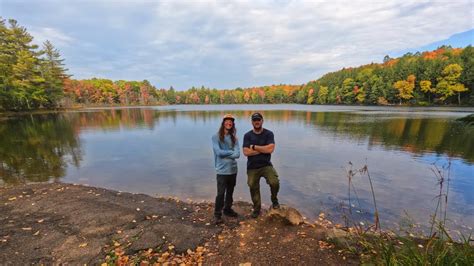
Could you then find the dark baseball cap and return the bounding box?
[251,112,263,120]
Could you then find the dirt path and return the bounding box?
[0,183,357,265]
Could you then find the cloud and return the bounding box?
[29,27,74,47]
[2,0,472,89]
[142,0,473,86]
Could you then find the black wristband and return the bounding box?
[252,145,255,150]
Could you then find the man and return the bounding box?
[211,114,240,224]
[243,112,280,218]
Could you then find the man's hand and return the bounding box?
[253,143,275,154]
[243,147,260,156]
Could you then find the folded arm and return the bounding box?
[253,143,275,154]
[228,139,241,159]
[212,135,233,157]
[243,147,260,157]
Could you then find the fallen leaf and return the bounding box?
[37,219,44,223]
[79,243,88,248]
[21,227,32,231]
[33,231,40,236]
[8,197,17,201]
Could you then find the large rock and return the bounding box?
[266,205,304,225]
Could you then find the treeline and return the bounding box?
[1,17,473,111]
[65,46,473,107]
[0,18,69,111]
[64,80,302,105]
[301,46,473,106]
[63,79,161,106]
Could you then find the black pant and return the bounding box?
[214,173,237,217]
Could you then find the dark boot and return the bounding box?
[214,216,223,225]
[251,209,260,218]
[223,208,238,217]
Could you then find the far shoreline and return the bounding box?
[1,103,473,117]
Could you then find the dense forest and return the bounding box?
[0,18,69,110]
[1,18,472,111]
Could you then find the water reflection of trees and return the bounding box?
[300,111,474,164]
[1,108,471,185]
[75,109,158,130]
[150,109,473,163]
[148,109,473,163]
[0,114,82,185]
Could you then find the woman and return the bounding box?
[211,114,240,224]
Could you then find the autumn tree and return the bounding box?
[436,64,467,104]
[341,78,355,104]
[420,80,435,103]
[393,75,415,104]
[459,46,474,104]
[318,86,328,104]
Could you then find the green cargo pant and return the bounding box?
[247,165,280,212]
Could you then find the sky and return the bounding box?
[1,0,473,90]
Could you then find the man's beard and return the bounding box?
[253,124,262,130]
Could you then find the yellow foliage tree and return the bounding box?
[436,63,467,105]
[420,80,435,103]
[318,86,328,104]
[393,74,415,104]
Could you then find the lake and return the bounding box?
[1,104,473,234]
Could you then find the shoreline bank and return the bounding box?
[0,182,357,265]
[2,182,472,264]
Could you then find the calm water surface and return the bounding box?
[1,105,473,233]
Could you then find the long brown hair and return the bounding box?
[218,120,237,147]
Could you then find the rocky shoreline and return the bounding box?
[0,183,357,264]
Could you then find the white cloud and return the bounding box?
[29,27,74,47]
[4,0,472,88]
[142,0,472,85]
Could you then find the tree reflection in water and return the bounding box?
[1,108,472,186]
